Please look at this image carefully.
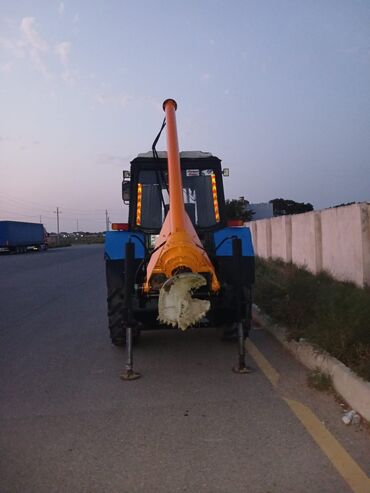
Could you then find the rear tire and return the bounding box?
[107,288,125,346]
[107,288,141,346]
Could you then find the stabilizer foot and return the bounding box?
[232,364,254,374]
[120,369,141,381]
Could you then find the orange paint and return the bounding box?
[211,174,220,222]
[136,183,142,225]
[143,99,220,293]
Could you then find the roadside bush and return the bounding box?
[254,257,370,381]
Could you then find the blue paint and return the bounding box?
[214,227,254,257]
[104,231,145,260]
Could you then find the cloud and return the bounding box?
[0,36,24,58]
[72,13,79,24]
[58,2,65,16]
[2,17,77,84]
[20,17,47,52]
[55,41,70,65]
[118,95,133,108]
[55,41,77,85]
[201,73,211,81]
[19,17,50,77]
[0,61,14,74]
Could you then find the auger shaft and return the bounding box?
[163,99,187,232]
[143,99,220,330]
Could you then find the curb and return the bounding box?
[252,305,370,422]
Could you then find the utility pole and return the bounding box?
[76,218,79,232]
[39,215,42,224]
[54,207,61,243]
[105,209,110,231]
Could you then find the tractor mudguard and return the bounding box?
[214,226,255,287]
[214,226,254,257]
[104,231,145,261]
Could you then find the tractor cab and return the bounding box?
[123,151,227,235]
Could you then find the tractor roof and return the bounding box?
[136,151,215,159]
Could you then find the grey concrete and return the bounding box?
[0,245,368,492]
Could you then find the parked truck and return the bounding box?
[0,221,47,253]
[104,99,255,379]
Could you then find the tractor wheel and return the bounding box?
[107,288,141,346]
[107,288,125,346]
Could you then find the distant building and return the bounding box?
[246,202,274,220]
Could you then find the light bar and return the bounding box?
[211,174,220,222]
[136,183,142,225]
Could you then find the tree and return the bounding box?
[224,198,254,222]
[270,198,313,216]
[333,201,355,208]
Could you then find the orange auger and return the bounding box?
[143,99,220,294]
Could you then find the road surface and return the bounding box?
[1,245,369,493]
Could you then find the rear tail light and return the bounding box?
[111,223,129,231]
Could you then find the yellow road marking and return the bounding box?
[246,339,370,493]
[285,398,370,493]
[245,339,279,387]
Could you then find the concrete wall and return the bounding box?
[291,212,322,274]
[254,219,272,258]
[247,202,370,287]
[271,216,292,262]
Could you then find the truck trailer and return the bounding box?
[0,221,47,253]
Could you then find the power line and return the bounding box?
[0,191,123,215]
[0,209,54,219]
[0,191,55,210]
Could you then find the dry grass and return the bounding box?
[254,257,370,381]
[307,369,333,392]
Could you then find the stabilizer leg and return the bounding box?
[121,325,141,380]
[231,238,253,374]
[120,241,141,381]
[232,321,253,374]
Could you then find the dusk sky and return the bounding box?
[1,1,369,232]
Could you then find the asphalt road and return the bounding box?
[1,245,369,493]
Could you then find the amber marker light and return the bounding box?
[211,174,220,222]
[136,183,142,225]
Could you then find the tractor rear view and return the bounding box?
[104,99,254,379]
